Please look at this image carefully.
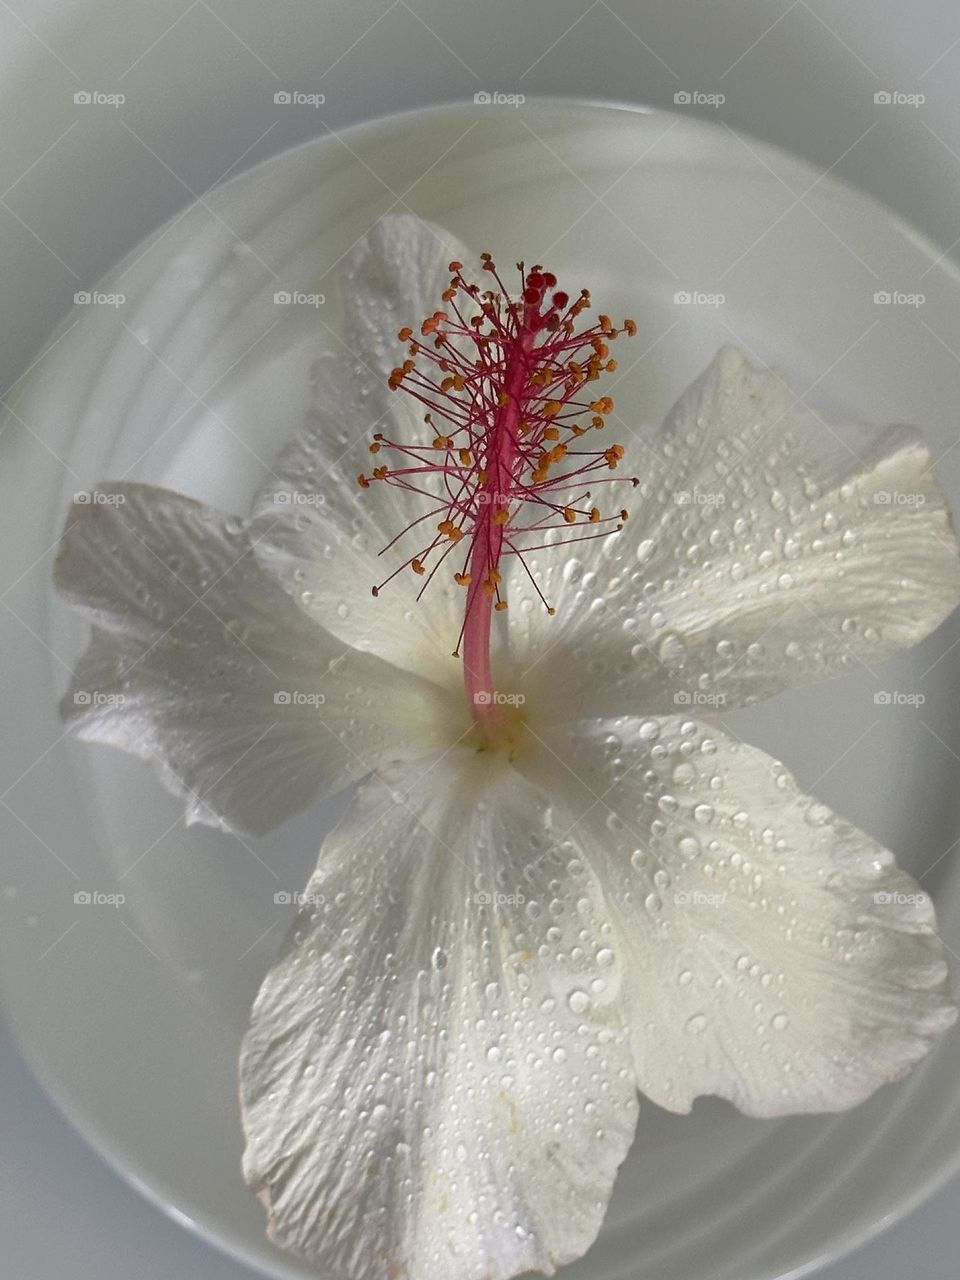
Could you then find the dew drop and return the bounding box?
[568,989,591,1014]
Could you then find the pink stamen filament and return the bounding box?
[359,254,638,739]
[461,303,536,732]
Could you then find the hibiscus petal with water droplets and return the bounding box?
[529,714,956,1116]
[509,347,960,719]
[55,483,457,835]
[241,750,638,1280]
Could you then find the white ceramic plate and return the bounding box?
[3,100,960,1280]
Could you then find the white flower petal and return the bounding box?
[339,213,473,388]
[55,483,457,835]
[240,751,638,1280]
[532,715,956,1116]
[508,347,960,718]
[251,214,475,680]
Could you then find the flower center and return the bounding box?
[359,252,638,741]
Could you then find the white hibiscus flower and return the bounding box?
[55,213,960,1280]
